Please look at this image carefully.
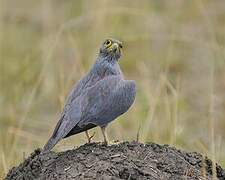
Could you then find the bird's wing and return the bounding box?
[65,60,123,105]
[43,75,122,151]
[77,77,136,128]
[64,72,93,104]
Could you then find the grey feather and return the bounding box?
[43,38,136,152]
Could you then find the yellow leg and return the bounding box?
[85,130,95,143]
[100,126,108,145]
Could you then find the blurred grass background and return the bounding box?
[0,0,225,178]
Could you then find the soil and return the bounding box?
[5,141,225,180]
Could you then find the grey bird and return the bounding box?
[43,38,136,152]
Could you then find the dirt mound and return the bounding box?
[5,142,225,180]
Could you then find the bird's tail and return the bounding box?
[42,137,58,153]
[42,116,64,153]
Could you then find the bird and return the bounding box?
[43,38,136,152]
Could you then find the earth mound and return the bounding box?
[5,142,225,180]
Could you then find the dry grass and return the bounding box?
[0,0,225,178]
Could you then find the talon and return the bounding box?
[103,140,108,146]
[85,131,95,143]
[89,132,95,140]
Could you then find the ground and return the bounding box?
[5,142,225,180]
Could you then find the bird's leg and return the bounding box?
[85,130,95,143]
[100,126,108,145]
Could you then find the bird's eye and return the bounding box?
[105,40,112,47]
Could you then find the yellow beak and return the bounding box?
[109,42,120,52]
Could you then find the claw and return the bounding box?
[89,132,95,140]
[85,131,95,143]
[102,140,108,146]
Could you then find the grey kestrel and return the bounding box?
[43,38,136,151]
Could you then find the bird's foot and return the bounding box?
[87,132,95,143]
[85,131,95,144]
[102,139,108,146]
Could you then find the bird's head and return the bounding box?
[99,38,123,61]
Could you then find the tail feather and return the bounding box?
[42,115,65,152]
[42,137,59,152]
